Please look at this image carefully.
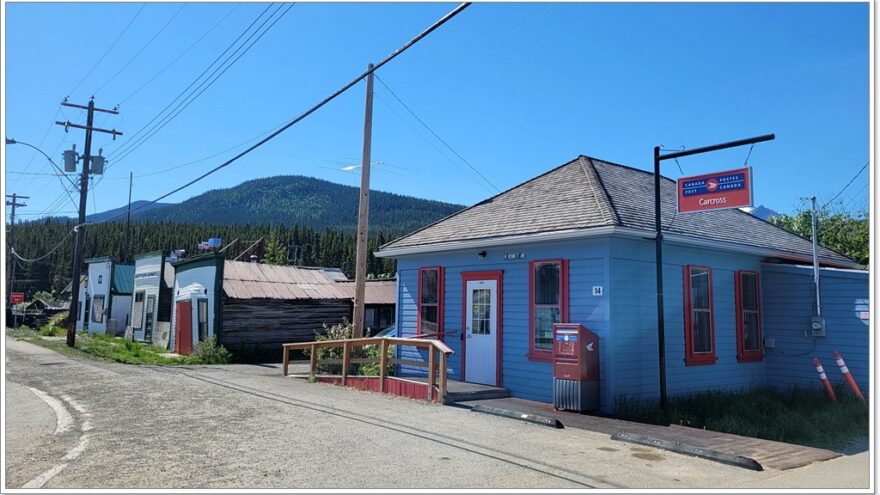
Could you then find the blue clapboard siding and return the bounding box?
[761,264,869,393]
[395,238,613,407]
[608,238,767,407]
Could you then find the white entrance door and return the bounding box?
[465,279,498,386]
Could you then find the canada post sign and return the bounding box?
[677,167,753,213]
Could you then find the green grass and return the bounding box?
[615,386,869,450]
[6,326,230,366]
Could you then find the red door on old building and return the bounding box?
[175,301,193,355]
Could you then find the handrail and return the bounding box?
[282,336,454,403]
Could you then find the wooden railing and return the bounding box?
[282,337,454,403]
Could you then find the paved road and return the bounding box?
[3,337,869,489]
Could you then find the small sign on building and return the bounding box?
[677,167,753,213]
[11,292,24,304]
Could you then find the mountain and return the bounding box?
[116,175,465,233]
[739,205,780,221]
[85,200,173,223]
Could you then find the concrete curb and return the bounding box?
[470,404,564,429]
[611,431,763,471]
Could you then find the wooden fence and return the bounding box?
[282,337,454,403]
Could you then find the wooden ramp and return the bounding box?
[409,377,510,402]
[461,397,842,471]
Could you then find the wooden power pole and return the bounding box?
[57,97,122,347]
[6,193,28,314]
[352,64,375,338]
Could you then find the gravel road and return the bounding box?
[3,336,868,489]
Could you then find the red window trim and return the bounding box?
[527,259,569,362]
[683,265,717,366]
[416,266,445,339]
[735,270,763,362]
[460,270,504,387]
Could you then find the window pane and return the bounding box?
[420,269,438,305]
[132,293,145,329]
[198,300,208,341]
[741,273,758,311]
[689,268,710,310]
[534,307,560,350]
[535,263,560,305]
[92,296,105,323]
[471,288,491,335]
[743,312,760,351]
[420,305,438,334]
[692,310,712,353]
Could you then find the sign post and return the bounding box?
[653,134,774,412]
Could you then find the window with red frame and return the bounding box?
[684,266,716,365]
[529,259,568,360]
[418,267,443,336]
[735,270,762,362]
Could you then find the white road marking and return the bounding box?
[20,390,93,488]
[62,436,89,461]
[21,464,68,489]
[27,387,73,434]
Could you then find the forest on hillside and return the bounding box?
[128,175,464,232]
[7,219,401,298]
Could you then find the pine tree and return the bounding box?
[261,230,288,265]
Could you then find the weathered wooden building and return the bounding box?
[130,251,175,347]
[169,255,396,360]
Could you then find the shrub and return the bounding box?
[302,319,394,376]
[185,336,232,365]
[38,324,67,337]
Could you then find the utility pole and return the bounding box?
[123,171,133,261]
[352,64,375,338]
[57,97,122,347]
[6,193,28,326]
[810,197,822,318]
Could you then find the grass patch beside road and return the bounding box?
[616,386,868,451]
[6,326,230,365]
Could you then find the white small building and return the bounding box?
[130,251,175,347]
[75,257,134,335]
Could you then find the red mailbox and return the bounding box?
[552,323,600,412]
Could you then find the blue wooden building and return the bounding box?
[376,156,868,412]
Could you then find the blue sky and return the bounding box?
[4,2,870,221]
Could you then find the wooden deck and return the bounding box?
[460,397,842,471]
[409,377,510,402]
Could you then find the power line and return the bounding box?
[118,3,242,105]
[93,4,187,96]
[67,3,147,98]
[106,3,280,164]
[374,74,500,193]
[11,233,75,263]
[7,107,62,190]
[843,183,869,210]
[107,3,293,170]
[79,2,472,229]
[374,92,492,192]
[824,161,868,208]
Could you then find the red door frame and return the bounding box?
[460,270,504,387]
[175,300,193,355]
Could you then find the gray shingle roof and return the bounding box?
[381,155,855,266]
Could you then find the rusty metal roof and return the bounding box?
[221,261,396,304]
[222,261,352,300]
[337,280,397,305]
